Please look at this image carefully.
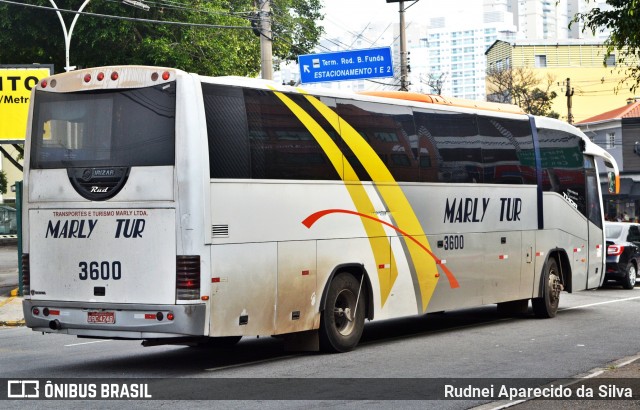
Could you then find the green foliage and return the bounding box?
[0,0,323,76]
[572,0,640,92]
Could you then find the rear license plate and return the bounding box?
[87,311,115,324]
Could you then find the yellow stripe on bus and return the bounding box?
[269,88,399,306]
[302,94,439,313]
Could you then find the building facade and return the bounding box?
[485,39,638,123]
[576,102,640,221]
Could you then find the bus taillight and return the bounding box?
[162,71,170,80]
[176,255,200,300]
[22,254,30,296]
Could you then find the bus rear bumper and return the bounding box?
[22,300,207,339]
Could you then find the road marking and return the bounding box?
[559,295,640,311]
[483,400,527,410]
[583,370,604,378]
[64,340,112,347]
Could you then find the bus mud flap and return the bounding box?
[283,330,319,352]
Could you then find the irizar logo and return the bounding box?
[90,186,109,193]
[81,168,116,182]
[93,169,115,177]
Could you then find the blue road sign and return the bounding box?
[298,47,394,84]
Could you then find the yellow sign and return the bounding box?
[0,66,52,141]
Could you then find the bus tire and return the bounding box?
[496,299,529,316]
[532,257,561,318]
[319,272,366,353]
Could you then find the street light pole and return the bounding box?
[50,0,92,72]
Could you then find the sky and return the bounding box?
[321,0,481,37]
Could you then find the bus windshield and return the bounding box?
[30,82,176,169]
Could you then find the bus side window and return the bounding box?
[244,90,340,181]
[336,99,418,182]
[202,83,250,179]
[538,128,586,215]
[413,110,480,184]
[476,116,534,185]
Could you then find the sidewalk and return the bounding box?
[0,242,20,327]
[0,293,23,327]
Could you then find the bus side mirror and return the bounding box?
[608,171,619,194]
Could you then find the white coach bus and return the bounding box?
[22,66,619,352]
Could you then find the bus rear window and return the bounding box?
[30,82,176,169]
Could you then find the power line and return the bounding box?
[0,0,253,30]
[103,0,254,19]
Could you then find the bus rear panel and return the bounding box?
[22,67,208,339]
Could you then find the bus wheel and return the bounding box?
[532,257,561,318]
[496,299,529,316]
[622,264,637,290]
[320,272,366,353]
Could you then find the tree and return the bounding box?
[486,66,560,119]
[420,72,447,95]
[0,0,323,76]
[572,0,640,92]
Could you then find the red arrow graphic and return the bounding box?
[302,209,460,289]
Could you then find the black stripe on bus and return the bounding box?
[528,115,544,230]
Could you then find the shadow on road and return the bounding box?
[31,304,541,376]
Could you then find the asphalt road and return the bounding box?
[1,285,640,409]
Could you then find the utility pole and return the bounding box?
[387,0,409,90]
[398,1,408,91]
[258,0,273,80]
[565,77,574,124]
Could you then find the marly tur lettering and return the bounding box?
[46,219,97,238]
[443,197,490,223]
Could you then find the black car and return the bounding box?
[604,222,640,289]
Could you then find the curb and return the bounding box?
[0,319,24,327]
[0,296,15,308]
[471,352,640,410]
[0,295,24,327]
